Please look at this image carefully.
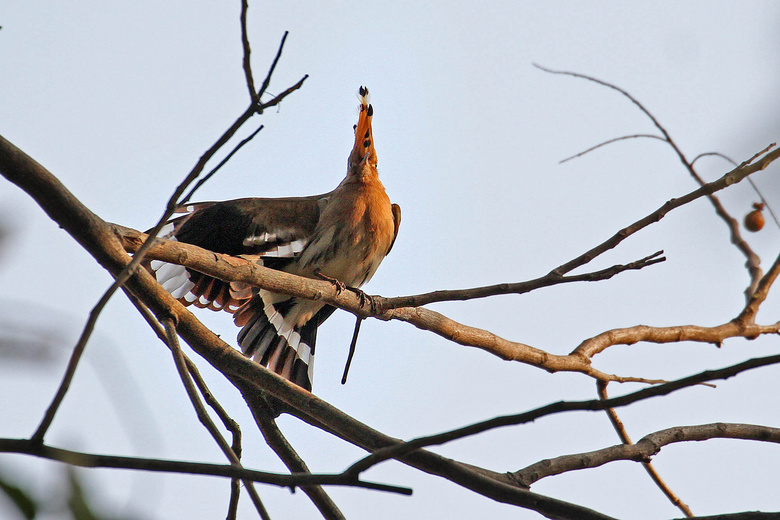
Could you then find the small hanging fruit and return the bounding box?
[744,202,765,232]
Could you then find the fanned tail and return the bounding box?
[235,296,335,391]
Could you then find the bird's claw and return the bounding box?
[350,288,377,314]
[315,270,347,294]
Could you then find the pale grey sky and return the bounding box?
[2,2,780,519]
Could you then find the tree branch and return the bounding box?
[252,409,346,520]
[163,317,270,519]
[536,63,767,300]
[0,438,411,495]
[112,221,780,383]
[342,353,780,478]
[511,423,780,487]
[596,381,694,517]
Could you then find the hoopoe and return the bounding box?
[150,87,400,391]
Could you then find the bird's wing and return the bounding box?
[387,203,401,255]
[149,195,328,312]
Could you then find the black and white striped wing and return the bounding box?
[149,196,325,313]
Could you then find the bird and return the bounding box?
[149,87,400,392]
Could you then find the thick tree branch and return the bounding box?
[572,320,780,360]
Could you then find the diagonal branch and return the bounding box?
[251,406,346,520]
[510,423,780,487]
[380,251,665,309]
[19,25,307,443]
[552,144,780,277]
[596,381,694,517]
[163,317,270,519]
[383,143,779,309]
[122,290,245,519]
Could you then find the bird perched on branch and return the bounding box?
[150,87,400,391]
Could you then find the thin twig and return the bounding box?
[162,318,271,520]
[537,63,767,301]
[180,124,264,205]
[257,74,308,112]
[597,382,694,517]
[186,350,246,520]
[560,134,665,163]
[380,250,665,309]
[30,288,115,442]
[240,0,257,103]
[256,31,288,105]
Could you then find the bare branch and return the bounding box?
[597,382,694,517]
[511,423,780,487]
[29,281,116,442]
[14,24,308,443]
[112,222,780,380]
[536,63,768,299]
[0,137,618,519]
[560,133,666,163]
[256,31,289,104]
[180,124,264,205]
[553,142,780,277]
[240,0,257,103]
[0,438,411,495]
[381,251,665,309]
[257,73,309,112]
[572,320,780,360]
[252,410,346,520]
[163,318,271,519]
[343,353,780,478]
[736,248,780,325]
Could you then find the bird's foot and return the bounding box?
[315,270,376,313]
[348,287,377,314]
[315,270,347,294]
